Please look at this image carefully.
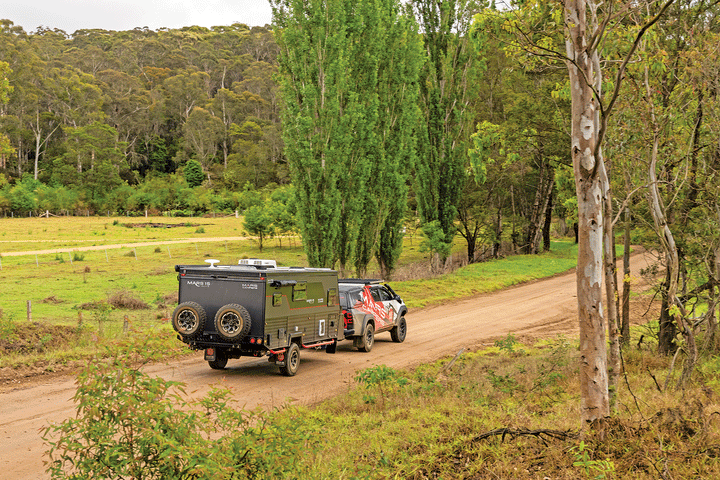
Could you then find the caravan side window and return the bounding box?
[293,282,307,301]
[327,287,338,307]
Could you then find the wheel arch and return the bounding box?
[360,314,375,334]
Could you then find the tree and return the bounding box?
[184,159,204,187]
[0,60,13,166]
[271,0,350,268]
[366,0,422,279]
[482,0,675,426]
[53,121,128,211]
[243,203,274,252]
[562,0,674,425]
[607,1,720,380]
[182,107,224,170]
[273,0,420,274]
[413,0,483,270]
[267,185,297,247]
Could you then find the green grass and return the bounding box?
[0,217,582,325]
[397,241,578,308]
[0,216,582,369]
[0,217,306,325]
[279,334,720,479]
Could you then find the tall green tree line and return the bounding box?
[272,0,422,277]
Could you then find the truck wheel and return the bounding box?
[391,316,407,343]
[208,354,228,370]
[358,322,375,352]
[280,343,300,376]
[172,302,206,339]
[214,304,252,341]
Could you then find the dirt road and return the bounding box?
[0,251,656,479]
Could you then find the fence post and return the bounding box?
[123,315,129,333]
[134,248,138,260]
[36,254,39,267]
[27,300,32,322]
[78,311,83,328]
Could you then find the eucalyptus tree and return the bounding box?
[95,68,151,166]
[607,1,720,380]
[0,22,61,179]
[559,0,674,424]
[478,0,674,425]
[0,60,12,165]
[51,121,128,211]
[181,106,224,171]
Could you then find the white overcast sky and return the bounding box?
[1,0,274,34]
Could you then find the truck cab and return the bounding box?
[338,279,408,352]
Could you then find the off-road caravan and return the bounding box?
[172,259,342,376]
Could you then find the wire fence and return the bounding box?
[0,240,265,326]
[0,239,249,270]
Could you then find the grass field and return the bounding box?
[0,215,579,324]
[0,215,580,370]
[0,216,303,326]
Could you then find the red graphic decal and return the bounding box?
[352,286,392,329]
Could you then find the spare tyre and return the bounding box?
[214,304,252,341]
[172,301,207,339]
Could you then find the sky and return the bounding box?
[1,0,274,34]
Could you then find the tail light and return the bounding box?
[342,309,353,329]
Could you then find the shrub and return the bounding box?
[107,289,149,310]
[43,340,315,479]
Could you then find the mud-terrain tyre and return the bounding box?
[358,322,375,352]
[390,316,407,343]
[214,304,251,342]
[208,354,228,370]
[280,343,300,376]
[172,302,206,339]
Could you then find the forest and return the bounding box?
[0,20,284,214]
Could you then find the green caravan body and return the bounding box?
[172,259,342,376]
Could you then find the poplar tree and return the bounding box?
[271,0,352,268]
[353,0,423,278]
[413,0,482,269]
[273,0,421,273]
